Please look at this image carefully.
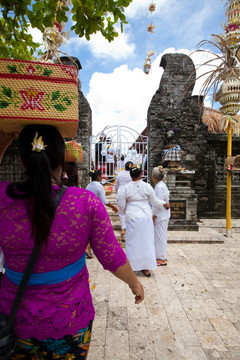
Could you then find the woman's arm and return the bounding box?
[106,202,118,213]
[117,186,126,214]
[111,259,144,304]
[152,185,170,215]
[149,185,166,208]
[0,130,19,163]
[98,185,118,212]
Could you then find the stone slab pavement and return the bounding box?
[86,230,240,360]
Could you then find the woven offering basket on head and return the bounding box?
[0,58,79,137]
[65,140,83,163]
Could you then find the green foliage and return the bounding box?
[0,0,132,60]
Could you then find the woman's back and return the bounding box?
[0,183,125,340]
[119,180,153,202]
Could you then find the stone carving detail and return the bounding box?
[147,53,211,219]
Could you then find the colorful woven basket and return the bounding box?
[0,58,79,137]
[104,185,113,195]
[65,140,83,163]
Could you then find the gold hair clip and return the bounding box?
[31,132,47,152]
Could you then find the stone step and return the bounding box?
[198,218,240,233]
[167,227,225,243]
[106,191,229,243]
[114,230,126,246]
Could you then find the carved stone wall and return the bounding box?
[147,52,240,218]
[55,56,92,189]
[201,134,240,218]
[75,85,92,188]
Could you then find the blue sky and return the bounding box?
[31,0,226,136]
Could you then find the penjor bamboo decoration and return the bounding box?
[191,0,240,237]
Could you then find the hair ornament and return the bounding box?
[31,132,47,152]
[131,164,141,172]
[128,163,132,168]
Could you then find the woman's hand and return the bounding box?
[129,280,144,304]
[164,203,170,210]
[111,259,144,304]
[152,215,157,224]
[0,130,19,163]
[111,204,119,213]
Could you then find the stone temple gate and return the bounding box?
[90,125,148,184]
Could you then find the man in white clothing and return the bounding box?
[115,161,133,237]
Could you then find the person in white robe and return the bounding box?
[115,161,133,237]
[117,165,170,277]
[86,169,118,212]
[85,169,118,258]
[152,166,171,266]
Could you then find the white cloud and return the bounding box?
[68,28,135,60]
[87,47,222,137]
[87,62,162,136]
[28,26,43,44]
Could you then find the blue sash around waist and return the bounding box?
[4,253,86,286]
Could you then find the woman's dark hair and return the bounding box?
[89,169,101,181]
[130,165,142,180]
[125,161,133,171]
[62,162,79,187]
[7,124,65,249]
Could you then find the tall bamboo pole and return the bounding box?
[226,124,232,237]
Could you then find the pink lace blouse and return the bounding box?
[0,182,127,340]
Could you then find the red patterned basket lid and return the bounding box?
[0,58,79,137]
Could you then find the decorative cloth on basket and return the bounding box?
[0,58,79,137]
[162,145,181,162]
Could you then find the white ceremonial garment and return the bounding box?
[117,180,165,271]
[115,170,132,191]
[152,181,170,260]
[115,171,132,230]
[86,181,108,205]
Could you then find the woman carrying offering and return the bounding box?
[0,126,144,360]
[117,164,170,277]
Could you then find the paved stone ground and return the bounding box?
[86,229,240,360]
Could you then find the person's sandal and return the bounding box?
[141,270,151,277]
[157,260,167,266]
[86,252,94,259]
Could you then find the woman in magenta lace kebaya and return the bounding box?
[0,126,144,360]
